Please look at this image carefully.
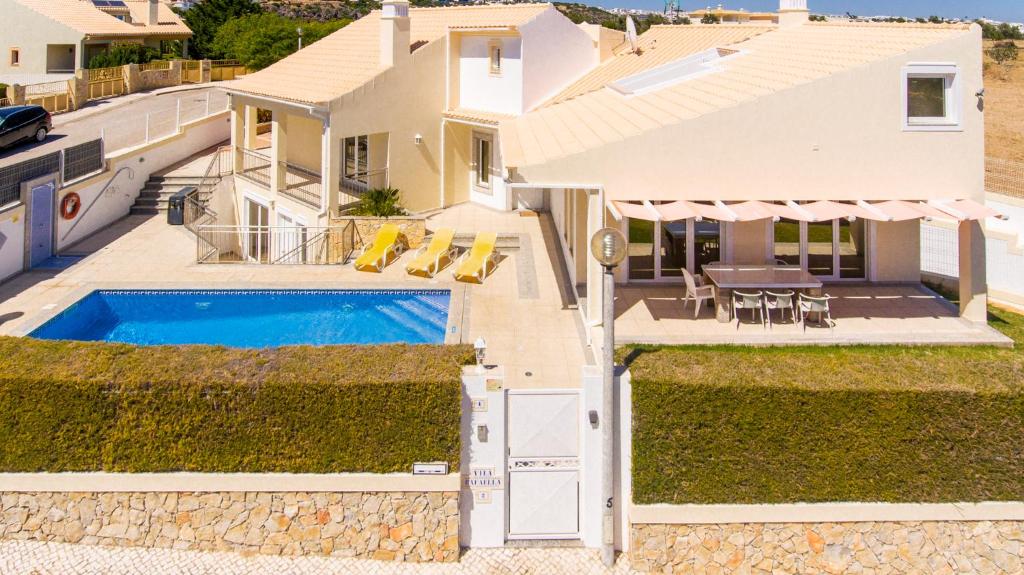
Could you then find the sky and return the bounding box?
[595,1,1024,22]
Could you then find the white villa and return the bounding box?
[223,0,998,332]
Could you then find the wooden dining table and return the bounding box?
[701,264,824,323]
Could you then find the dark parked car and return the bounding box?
[0,105,51,149]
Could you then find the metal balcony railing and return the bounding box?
[339,168,388,209]
[237,148,271,188]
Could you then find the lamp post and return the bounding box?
[297,27,304,50]
[590,226,627,567]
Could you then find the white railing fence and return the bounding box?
[100,91,229,154]
[195,223,355,265]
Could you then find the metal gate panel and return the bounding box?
[506,391,582,540]
[508,470,579,538]
[507,393,579,459]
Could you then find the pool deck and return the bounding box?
[0,204,590,389]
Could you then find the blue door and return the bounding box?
[29,181,55,268]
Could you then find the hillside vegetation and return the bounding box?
[985,40,1024,162]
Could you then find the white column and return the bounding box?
[321,114,340,216]
[958,219,988,323]
[230,105,244,173]
[270,111,289,196]
[243,106,259,150]
[587,190,605,325]
[459,366,507,548]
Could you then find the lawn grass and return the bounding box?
[623,305,1024,504]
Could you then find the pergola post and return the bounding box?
[321,115,340,217]
[243,106,259,151]
[957,219,988,323]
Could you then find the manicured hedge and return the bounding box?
[625,307,1024,504]
[0,337,473,473]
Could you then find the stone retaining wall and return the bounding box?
[334,216,428,250]
[0,491,459,562]
[631,521,1023,573]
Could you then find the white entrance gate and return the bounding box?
[506,390,581,540]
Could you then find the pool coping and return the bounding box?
[13,281,470,346]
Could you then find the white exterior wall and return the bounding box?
[519,8,598,112]
[458,35,523,115]
[58,113,230,250]
[0,205,25,282]
[0,0,83,77]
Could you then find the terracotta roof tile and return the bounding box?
[12,0,190,37]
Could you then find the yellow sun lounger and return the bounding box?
[354,223,402,272]
[452,232,499,283]
[406,228,458,277]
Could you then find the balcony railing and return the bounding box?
[281,162,322,209]
[339,168,388,209]
[238,148,271,188]
[194,223,355,265]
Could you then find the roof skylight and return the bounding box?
[608,47,739,96]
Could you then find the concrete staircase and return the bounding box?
[129,175,204,216]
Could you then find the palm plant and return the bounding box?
[350,187,407,217]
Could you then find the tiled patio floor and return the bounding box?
[614,284,1012,346]
[0,204,590,390]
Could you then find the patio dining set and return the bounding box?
[682,263,834,330]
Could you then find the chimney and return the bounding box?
[778,0,809,27]
[148,0,160,26]
[380,0,411,68]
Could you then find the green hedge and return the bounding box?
[625,307,1024,504]
[0,337,473,473]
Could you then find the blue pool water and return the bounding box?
[29,290,451,347]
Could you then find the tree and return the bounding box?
[989,41,1020,70]
[182,0,263,59]
[210,13,349,70]
[701,11,720,24]
[88,43,161,69]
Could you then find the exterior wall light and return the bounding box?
[415,133,423,145]
[474,337,487,370]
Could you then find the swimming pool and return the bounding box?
[28,289,452,347]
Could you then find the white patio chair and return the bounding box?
[681,268,715,319]
[732,290,765,329]
[798,293,834,332]
[764,290,795,327]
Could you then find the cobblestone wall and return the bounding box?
[0,491,459,563]
[631,521,1024,574]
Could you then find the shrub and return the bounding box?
[0,337,472,473]
[88,43,161,69]
[701,11,720,24]
[350,187,408,217]
[625,307,1024,504]
[989,41,1020,68]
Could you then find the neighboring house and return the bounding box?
[224,0,993,324]
[685,3,777,23]
[0,0,191,79]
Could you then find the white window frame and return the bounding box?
[901,63,962,132]
[472,131,493,193]
[342,135,370,190]
[488,41,502,76]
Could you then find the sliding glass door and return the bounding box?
[773,218,867,280]
[627,214,722,282]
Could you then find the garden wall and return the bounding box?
[0,482,459,561]
[333,215,427,250]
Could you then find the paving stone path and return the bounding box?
[0,540,636,575]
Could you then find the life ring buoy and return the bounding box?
[60,193,81,220]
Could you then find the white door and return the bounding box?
[244,198,270,262]
[275,211,307,264]
[506,391,580,540]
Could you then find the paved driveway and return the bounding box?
[0,86,227,168]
